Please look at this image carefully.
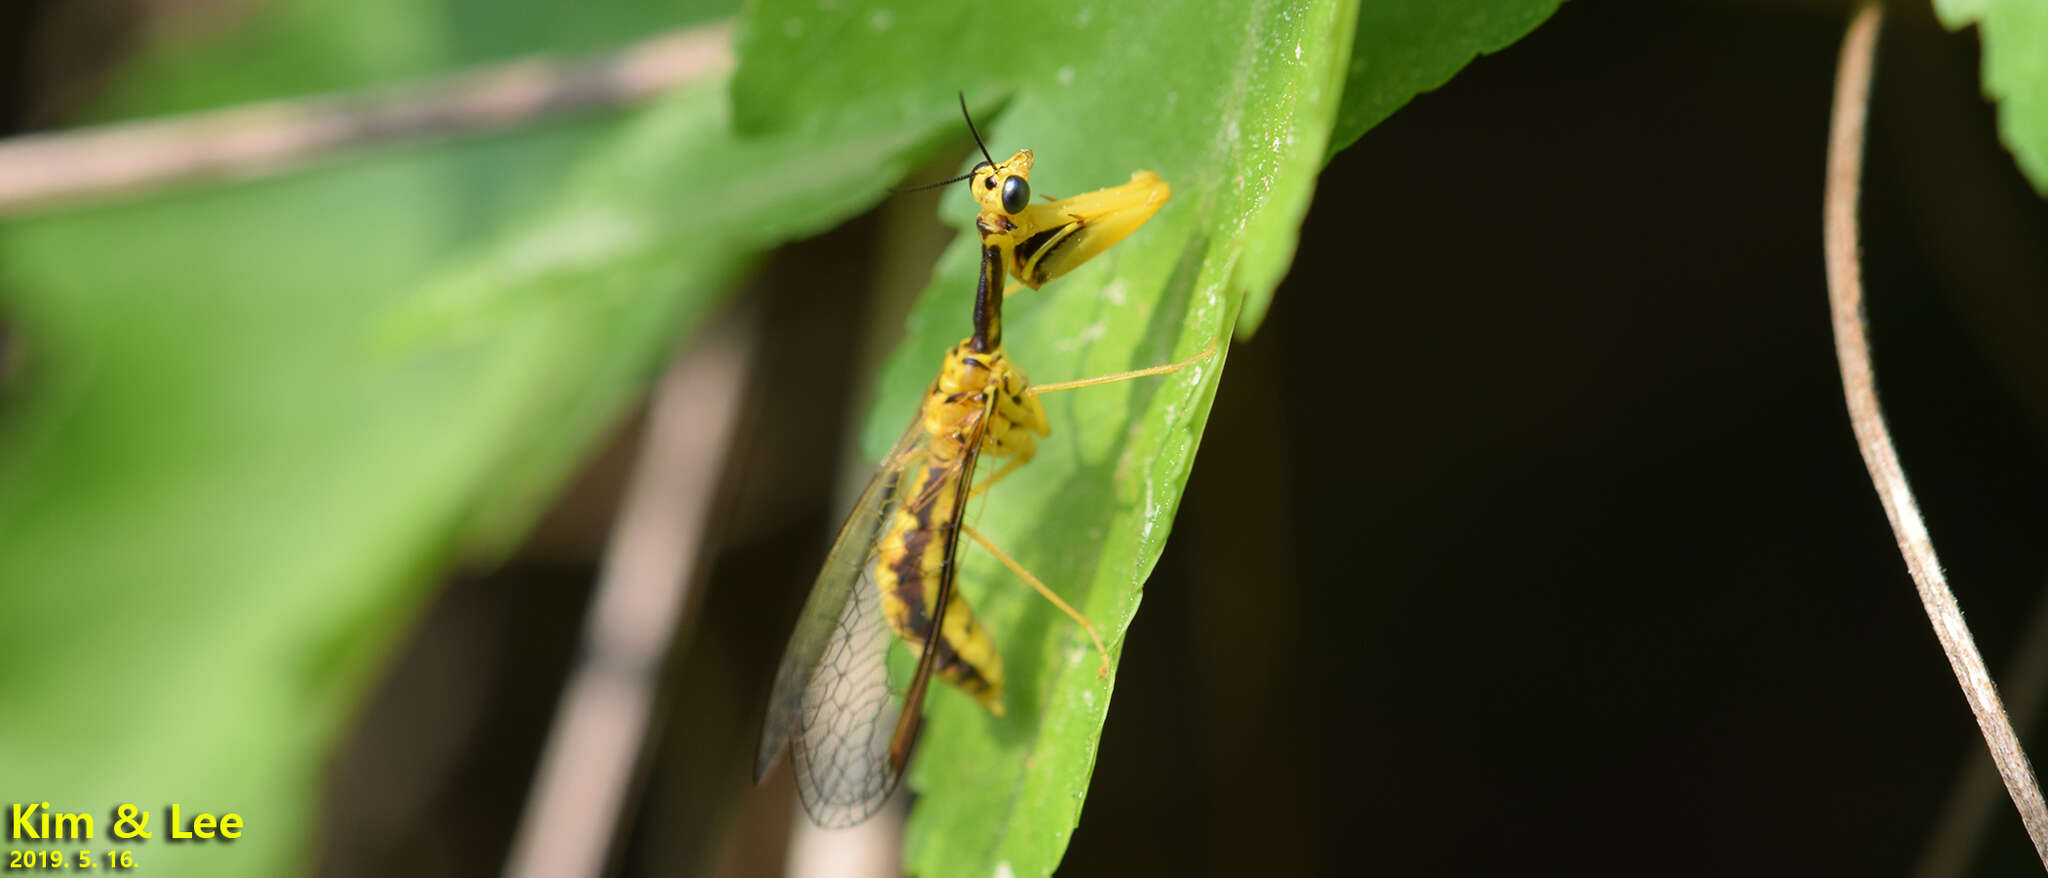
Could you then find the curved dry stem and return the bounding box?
[0,21,732,217]
[502,314,755,878]
[1822,2,2048,865]
[1915,586,2048,878]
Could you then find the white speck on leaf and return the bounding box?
[1074,7,1093,27]
[1051,321,1106,352]
[994,864,1017,878]
[869,9,893,30]
[1057,65,1076,86]
[1102,278,1127,305]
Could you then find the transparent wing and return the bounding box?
[755,412,934,828]
[879,396,993,784]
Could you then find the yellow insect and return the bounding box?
[755,96,1210,828]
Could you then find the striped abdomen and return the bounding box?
[874,453,1004,713]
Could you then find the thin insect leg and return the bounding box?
[1029,338,1219,396]
[964,461,997,525]
[969,458,1027,498]
[961,524,1112,677]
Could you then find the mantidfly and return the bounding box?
[756,95,1214,828]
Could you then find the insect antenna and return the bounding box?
[889,171,975,194]
[887,91,1000,194]
[957,91,997,168]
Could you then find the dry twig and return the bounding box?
[1822,3,2048,865]
[0,22,732,217]
[501,316,756,878]
[1915,589,2048,878]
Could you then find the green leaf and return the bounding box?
[1935,0,2048,195]
[386,80,954,552]
[1326,0,1565,161]
[0,9,954,878]
[1271,0,1567,331]
[734,0,1360,873]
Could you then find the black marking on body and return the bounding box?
[885,464,991,693]
[931,635,991,693]
[1013,225,1069,267]
[1021,225,1084,285]
[888,466,944,633]
[972,244,1004,352]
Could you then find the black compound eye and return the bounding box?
[1000,175,1030,214]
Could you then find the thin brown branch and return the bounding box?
[0,21,732,218]
[1822,3,2048,865]
[502,314,756,878]
[1915,586,2048,878]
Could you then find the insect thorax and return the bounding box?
[923,341,1049,464]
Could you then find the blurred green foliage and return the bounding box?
[0,0,1572,875]
[90,0,740,120]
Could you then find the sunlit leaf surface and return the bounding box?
[735,0,1362,873]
